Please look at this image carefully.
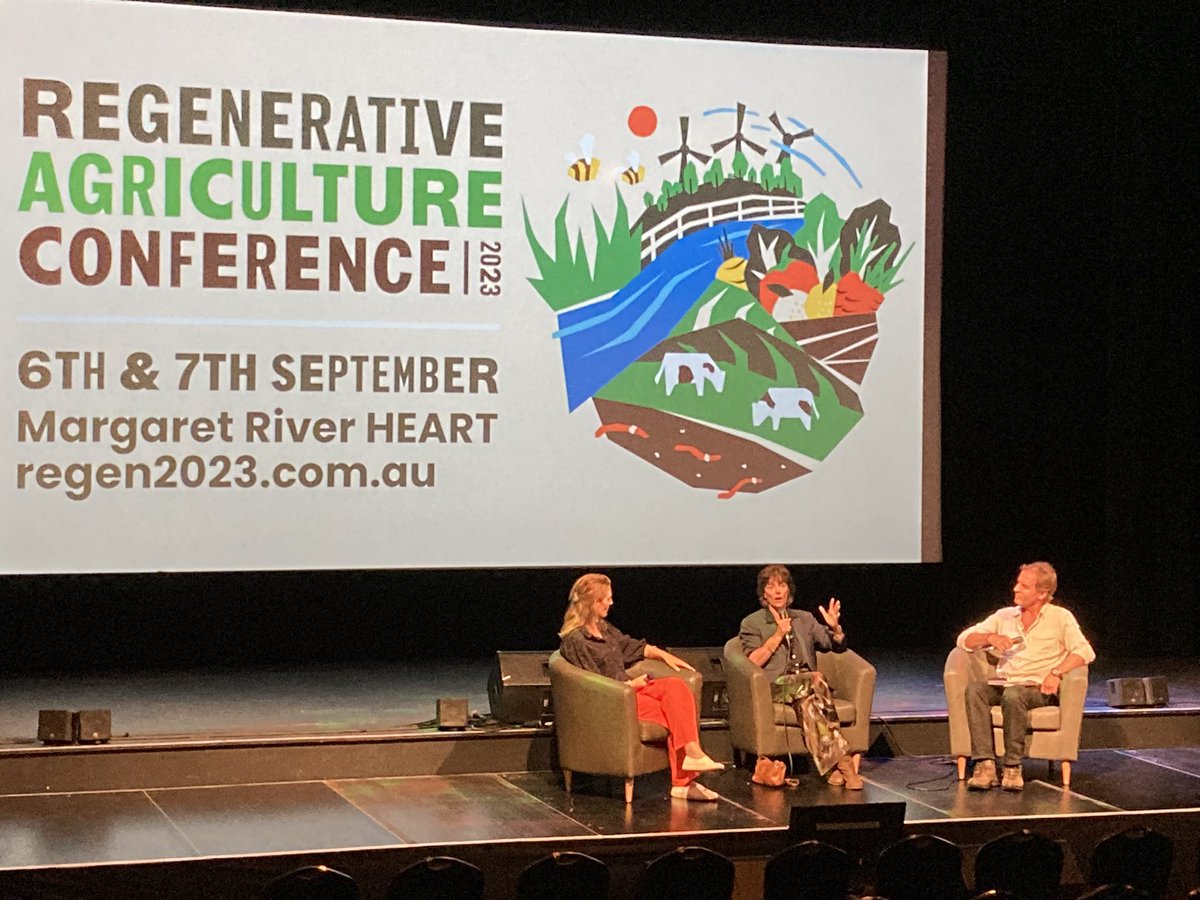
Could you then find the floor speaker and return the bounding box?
[1107,676,1169,708]
[74,709,112,743]
[37,710,74,744]
[488,650,553,725]
[666,646,729,718]
[789,801,907,869]
[436,697,469,730]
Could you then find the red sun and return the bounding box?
[627,105,657,138]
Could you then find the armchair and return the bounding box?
[722,637,876,770]
[548,650,702,803]
[944,646,1088,786]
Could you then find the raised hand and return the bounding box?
[818,597,842,628]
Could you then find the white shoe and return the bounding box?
[681,754,725,773]
[670,782,719,802]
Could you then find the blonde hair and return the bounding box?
[559,573,611,638]
[1020,561,1057,599]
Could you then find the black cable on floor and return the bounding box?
[870,715,960,791]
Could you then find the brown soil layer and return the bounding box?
[592,398,809,497]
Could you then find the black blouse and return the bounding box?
[559,621,647,681]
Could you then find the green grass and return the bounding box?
[595,352,862,460]
[524,190,643,311]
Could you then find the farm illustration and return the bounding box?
[525,102,914,498]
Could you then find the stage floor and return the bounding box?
[2,748,1198,875]
[2,650,1198,743]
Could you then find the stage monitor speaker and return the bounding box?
[436,697,469,730]
[74,709,112,743]
[488,650,553,725]
[37,710,74,745]
[1106,676,1169,708]
[789,801,906,869]
[666,646,728,718]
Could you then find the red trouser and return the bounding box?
[635,677,701,786]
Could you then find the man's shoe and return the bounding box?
[681,753,724,773]
[1001,765,1024,791]
[966,759,999,790]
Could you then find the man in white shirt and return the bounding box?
[956,561,1096,791]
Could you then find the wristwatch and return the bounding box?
[1050,668,1063,678]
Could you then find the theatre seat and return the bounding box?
[548,650,702,803]
[944,646,1088,786]
[722,637,876,768]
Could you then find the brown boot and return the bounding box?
[835,757,863,790]
[967,759,999,790]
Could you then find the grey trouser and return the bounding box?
[967,680,1058,767]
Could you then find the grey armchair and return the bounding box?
[722,637,876,770]
[548,650,702,803]
[943,646,1088,786]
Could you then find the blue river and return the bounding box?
[554,217,804,411]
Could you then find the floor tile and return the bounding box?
[0,792,196,869]
[330,774,592,843]
[862,756,1117,817]
[148,781,403,855]
[505,769,779,836]
[1065,750,1200,810]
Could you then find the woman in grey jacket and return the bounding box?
[738,564,862,789]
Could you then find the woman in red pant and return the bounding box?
[558,573,724,801]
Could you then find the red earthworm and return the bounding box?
[674,444,722,463]
[717,476,762,499]
[595,423,649,439]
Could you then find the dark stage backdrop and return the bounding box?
[2,2,1195,669]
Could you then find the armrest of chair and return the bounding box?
[722,636,777,748]
[1055,666,1088,759]
[549,651,641,771]
[816,649,876,750]
[944,646,974,757]
[626,659,703,719]
[943,646,970,699]
[944,645,1000,699]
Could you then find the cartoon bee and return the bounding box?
[620,151,646,185]
[566,134,601,181]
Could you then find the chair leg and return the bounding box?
[1061,761,1071,788]
[624,778,634,804]
[563,770,572,794]
[956,756,967,780]
[852,752,861,773]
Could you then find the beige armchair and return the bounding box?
[548,650,702,803]
[722,637,876,771]
[944,646,1088,786]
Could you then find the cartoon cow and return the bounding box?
[654,352,726,397]
[751,387,820,431]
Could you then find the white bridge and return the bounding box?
[640,192,807,264]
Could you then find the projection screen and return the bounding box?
[1,0,944,572]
